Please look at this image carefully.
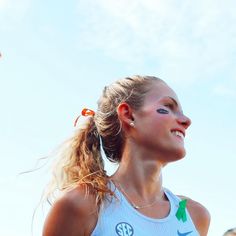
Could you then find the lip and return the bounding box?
[171,128,185,137]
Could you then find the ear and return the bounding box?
[117,102,134,127]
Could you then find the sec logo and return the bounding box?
[115,222,134,236]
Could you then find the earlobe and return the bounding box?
[129,122,135,127]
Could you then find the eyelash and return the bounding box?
[164,103,174,109]
[156,102,176,115]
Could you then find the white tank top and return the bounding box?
[91,183,199,236]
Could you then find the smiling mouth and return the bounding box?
[171,130,185,140]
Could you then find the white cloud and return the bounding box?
[76,0,236,83]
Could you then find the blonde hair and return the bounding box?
[223,228,236,236]
[45,75,164,206]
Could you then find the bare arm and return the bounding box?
[179,196,211,236]
[43,188,98,236]
[188,200,210,236]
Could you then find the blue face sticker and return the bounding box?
[156,108,169,114]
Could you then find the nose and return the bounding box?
[177,113,191,129]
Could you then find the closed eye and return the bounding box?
[164,103,184,115]
[164,103,174,109]
[158,96,183,114]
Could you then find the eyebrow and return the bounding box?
[167,96,178,106]
[163,96,183,113]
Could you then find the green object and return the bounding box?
[176,199,187,222]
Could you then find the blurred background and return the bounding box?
[0,0,235,235]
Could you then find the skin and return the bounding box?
[43,81,210,236]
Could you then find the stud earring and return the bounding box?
[130,122,135,127]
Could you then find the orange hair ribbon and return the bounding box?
[74,108,95,127]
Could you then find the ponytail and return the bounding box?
[44,117,113,206]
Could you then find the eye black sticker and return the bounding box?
[156,108,169,114]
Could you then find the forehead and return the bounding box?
[144,81,180,104]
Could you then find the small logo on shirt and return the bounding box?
[116,222,134,236]
[177,230,193,236]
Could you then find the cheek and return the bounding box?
[142,116,171,137]
[155,113,172,126]
[138,109,173,131]
[154,114,174,136]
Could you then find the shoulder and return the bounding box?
[178,195,211,236]
[43,185,98,236]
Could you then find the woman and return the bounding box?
[43,75,210,236]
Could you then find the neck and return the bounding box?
[111,145,166,201]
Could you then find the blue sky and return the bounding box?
[0,0,236,235]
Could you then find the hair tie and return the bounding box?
[81,108,95,117]
[74,108,95,127]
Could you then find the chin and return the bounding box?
[175,148,186,160]
[169,148,186,162]
[160,149,186,163]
